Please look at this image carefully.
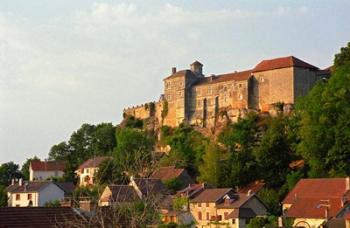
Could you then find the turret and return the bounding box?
[190,61,203,76]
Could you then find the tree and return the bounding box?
[21,156,40,180]
[0,185,7,207]
[114,127,154,177]
[258,188,281,215]
[0,162,21,186]
[198,143,221,187]
[296,42,350,177]
[95,158,125,185]
[48,142,70,161]
[253,116,292,188]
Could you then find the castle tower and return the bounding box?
[190,61,203,77]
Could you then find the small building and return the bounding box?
[281,177,350,228]
[99,177,166,206]
[150,166,194,189]
[190,188,267,228]
[75,156,110,186]
[29,160,66,181]
[238,180,265,195]
[6,181,65,207]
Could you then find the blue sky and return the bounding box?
[0,0,349,165]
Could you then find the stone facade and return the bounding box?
[123,56,330,128]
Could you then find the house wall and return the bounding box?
[38,183,65,206]
[29,169,64,181]
[292,218,325,228]
[8,192,39,207]
[78,167,99,186]
[99,186,112,206]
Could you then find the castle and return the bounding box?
[123,56,330,128]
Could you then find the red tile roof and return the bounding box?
[0,207,87,228]
[191,188,233,203]
[253,56,319,73]
[30,160,66,171]
[238,180,265,194]
[283,178,350,219]
[150,166,185,180]
[78,156,110,170]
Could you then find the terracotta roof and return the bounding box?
[253,56,319,72]
[30,160,66,171]
[6,181,53,193]
[55,182,75,196]
[191,188,233,203]
[102,185,140,203]
[238,180,265,194]
[195,70,252,86]
[132,178,167,197]
[285,198,342,218]
[283,178,350,219]
[150,166,191,182]
[78,156,110,170]
[283,178,349,204]
[0,207,87,228]
[177,183,206,199]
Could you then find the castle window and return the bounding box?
[238,83,242,88]
[239,94,243,100]
[260,76,265,82]
[177,91,183,97]
[207,86,212,95]
[167,95,172,101]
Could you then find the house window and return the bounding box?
[15,194,20,200]
[27,194,32,200]
[198,212,202,220]
[206,212,209,220]
[15,204,20,207]
[238,83,242,88]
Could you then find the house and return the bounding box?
[151,166,194,189]
[29,160,66,181]
[6,180,65,207]
[190,188,267,228]
[0,207,88,228]
[99,177,166,206]
[75,156,110,186]
[281,177,350,228]
[159,183,208,225]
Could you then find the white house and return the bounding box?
[75,156,110,186]
[6,180,65,207]
[29,160,66,181]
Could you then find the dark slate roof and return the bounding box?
[102,185,140,203]
[78,156,110,170]
[55,182,75,196]
[253,56,319,72]
[133,178,167,196]
[30,160,66,171]
[6,182,52,193]
[190,188,233,203]
[227,208,257,219]
[0,207,87,228]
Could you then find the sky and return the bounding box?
[0,0,350,165]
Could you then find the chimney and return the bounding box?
[190,61,203,76]
[172,67,177,74]
[247,189,252,196]
[11,179,15,185]
[346,177,350,191]
[19,178,23,186]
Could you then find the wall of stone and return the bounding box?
[254,67,294,112]
[123,103,154,120]
[293,67,317,100]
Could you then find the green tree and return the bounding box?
[114,127,154,176]
[258,188,280,215]
[21,156,40,180]
[95,158,124,185]
[0,162,21,186]
[198,143,221,187]
[297,42,350,177]
[0,185,7,207]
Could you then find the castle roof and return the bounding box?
[253,56,319,72]
[194,70,252,86]
[164,69,197,80]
